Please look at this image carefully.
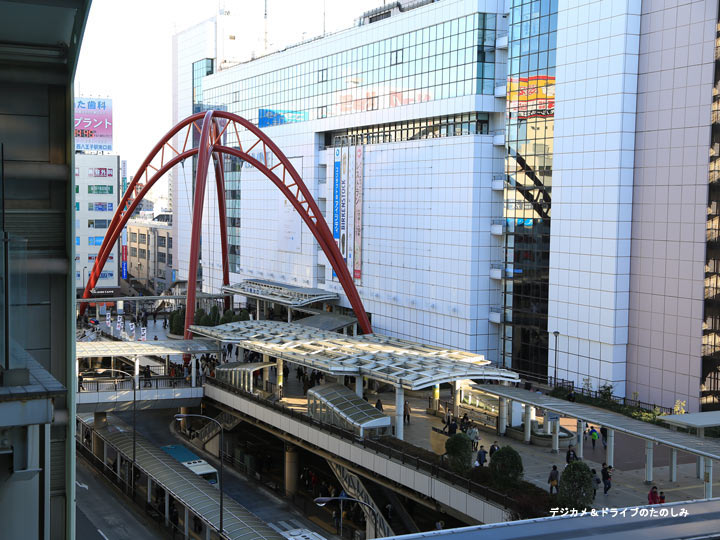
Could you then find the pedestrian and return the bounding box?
[384,503,393,521]
[589,426,599,450]
[404,400,411,424]
[648,485,660,505]
[566,445,578,464]
[332,509,340,533]
[568,390,576,402]
[163,317,167,329]
[601,463,613,495]
[153,335,158,341]
[235,347,239,359]
[600,426,608,449]
[375,398,383,412]
[659,491,666,504]
[153,312,156,324]
[477,445,488,467]
[467,425,479,451]
[78,373,85,391]
[591,468,601,499]
[435,520,444,530]
[489,441,500,458]
[448,417,458,435]
[548,465,559,494]
[460,413,470,433]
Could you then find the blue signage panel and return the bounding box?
[258,109,308,128]
[332,148,341,278]
[121,261,127,279]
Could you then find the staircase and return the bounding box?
[327,461,394,539]
[363,480,419,536]
[194,410,242,448]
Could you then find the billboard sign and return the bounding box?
[353,146,364,279]
[258,109,308,128]
[332,148,341,277]
[507,76,555,119]
[74,97,113,151]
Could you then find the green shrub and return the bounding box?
[194,308,206,325]
[169,308,185,335]
[445,433,473,475]
[488,446,524,489]
[220,309,234,325]
[558,460,594,510]
[210,305,220,325]
[199,313,212,326]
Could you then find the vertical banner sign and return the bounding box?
[116,314,123,331]
[332,148,341,278]
[121,160,128,195]
[106,312,111,327]
[141,327,147,341]
[353,146,364,279]
[129,322,135,337]
[339,146,349,259]
[346,144,355,273]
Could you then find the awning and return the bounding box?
[294,312,357,331]
[189,320,519,391]
[76,340,221,358]
[222,279,339,307]
[661,411,720,430]
[308,383,390,429]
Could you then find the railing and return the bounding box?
[205,377,514,510]
[78,376,191,393]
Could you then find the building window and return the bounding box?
[88,219,109,229]
[130,232,137,243]
[390,49,403,65]
[130,247,137,257]
[168,254,173,266]
[75,237,80,246]
[158,252,166,263]
[168,237,172,249]
[317,264,326,284]
[317,106,327,119]
[139,233,147,244]
[138,248,147,259]
[75,202,79,211]
[158,236,166,248]
[87,202,114,211]
[88,236,104,246]
[316,68,327,83]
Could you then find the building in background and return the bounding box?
[127,214,173,293]
[75,153,121,294]
[172,0,720,412]
[0,1,91,537]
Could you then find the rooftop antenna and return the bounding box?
[264,0,268,52]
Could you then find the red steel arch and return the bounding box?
[80,110,372,337]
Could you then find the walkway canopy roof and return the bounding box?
[222,279,338,307]
[189,321,519,390]
[474,384,720,461]
[294,312,357,331]
[78,415,283,540]
[216,361,277,374]
[76,340,220,359]
[308,384,390,429]
[661,411,720,430]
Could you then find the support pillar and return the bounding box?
[277,357,284,397]
[179,407,189,432]
[523,404,532,444]
[191,356,197,387]
[498,398,507,435]
[93,412,107,460]
[262,354,270,391]
[165,355,169,375]
[184,506,189,539]
[697,427,705,479]
[284,444,298,496]
[645,440,654,484]
[544,412,551,434]
[432,384,440,411]
[165,490,170,526]
[670,448,677,483]
[355,376,363,398]
[576,420,585,460]
[134,357,139,391]
[551,420,559,454]
[287,309,292,323]
[704,458,713,499]
[395,386,404,440]
[452,381,460,418]
[147,476,152,504]
[606,428,615,466]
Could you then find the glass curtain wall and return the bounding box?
[502,0,558,380]
[703,17,720,410]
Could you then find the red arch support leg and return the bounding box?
[212,150,231,312]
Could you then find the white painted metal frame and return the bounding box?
[76,340,221,359]
[222,279,339,307]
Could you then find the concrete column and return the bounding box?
[147,476,152,504]
[355,376,363,398]
[262,354,270,391]
[452,381,460,417]
[116,452,121,477]
[352,322,357,336]
[704,458,713,499]
[165,490,170,526]
[576,420,585,460]
[670,448,677,482]
[606,428,615,467]
[277,358,284,397]
[551,420,559,454]
[184,506,189,539]
[432,384,440,411]
[165,355,169,375]
[287,309,292,323]
[248,370,254,393]
[395,386,404,440]
[544,412,551,434]
[645,440,654,483]
[179,407,189,432]
[134,357,139,390]
[191,356,197,387]
[284,444,298,496]
[498,398,507,436]
[523,404,532,444]
[697,427,705,479]
[93,412,107,460]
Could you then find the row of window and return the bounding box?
[128,232,172,247]
[327,112,490,147]
[129,246,172,265]
[88,219,109,229]
[76,271,114,280]
[87,202,114,212]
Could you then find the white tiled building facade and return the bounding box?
[172,0,720,411]
[75,153,121,292]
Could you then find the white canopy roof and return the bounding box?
[76,340,220,358]
[222,279,338,307]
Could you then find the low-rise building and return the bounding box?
[127,214,173,293]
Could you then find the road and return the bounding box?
[76,455,161,540]
[115,409,335,538]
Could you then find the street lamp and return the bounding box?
[175,413,224,534]
[553,330,560,387]
[84,368,137,498]
[314,496,380,539]
[82,265,88,290]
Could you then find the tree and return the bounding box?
[220,309,234,325]
[558,460,594,510]
[199,313,213,326]
[210,305,220,325]
[445,433,472,475]
[170,308,185,335]
[488,446,523,489]
[194,308,206,326]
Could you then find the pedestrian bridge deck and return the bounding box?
[76,376,203,413]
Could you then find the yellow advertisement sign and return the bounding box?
[507,76,555,119]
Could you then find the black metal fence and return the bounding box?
[78,376,191,392]
[206,377,514,510]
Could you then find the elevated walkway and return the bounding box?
[76,376,203,413]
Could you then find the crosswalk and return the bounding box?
[267,519,328,540]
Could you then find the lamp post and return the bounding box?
[86,368,136,498]
[82,265,88,291]
[553,330,560,387]
[314,496,381,539]
[175,413,224,534]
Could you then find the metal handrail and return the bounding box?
[78,376,190,392]
[205,377,514,509]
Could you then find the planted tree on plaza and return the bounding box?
[445,433,473,474]
[558,460,594,510]
[210,304,220,325]
[489,446,524,489]
[170,308,185,335]
[220,309,234,324]
[194,308,207,325]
